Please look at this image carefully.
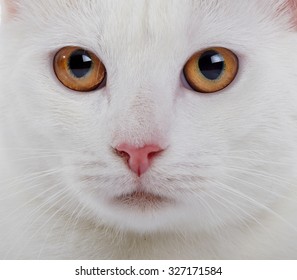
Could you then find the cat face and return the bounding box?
[1,0,297,234]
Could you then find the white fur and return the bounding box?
[1,0,297,259]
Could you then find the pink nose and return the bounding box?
[115,144,163,176]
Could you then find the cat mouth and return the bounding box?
[113,191,171,208]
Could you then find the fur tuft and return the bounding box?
[0,0,19,21]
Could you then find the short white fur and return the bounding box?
[0,0,297,259]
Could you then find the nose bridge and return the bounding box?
[107,69,172,148]
[128,92,156,125]
[111,91,162,147]
[108,48,173,149]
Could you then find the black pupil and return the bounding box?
[68,50,93,78]
[198,50,225,80]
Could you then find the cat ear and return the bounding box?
[1,0,19,22]
[287,0,297,27]
[288,0,297,9]
[280,0,297,29]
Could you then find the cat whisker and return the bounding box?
[37,195,78,259]
[5,154,63,163]
[201,190,254,231]
[11,189,69,259]
[3,190,65,259]
[221,165,295,186]
[58,200,84,255]
[191,192,223,229]
[223,174,296,200]
[205,188,275,244]
[219,155,293,166]
[1,180,64,223]
[67,205,91,257]
[226,148,292,153]
[75,161,108,169]
[0,147,77,154]
[208,179,297,233]
[0,167,64,189]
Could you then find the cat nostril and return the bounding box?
[114,144,163,176]
[115,149,130,161]
[148,151,161,159]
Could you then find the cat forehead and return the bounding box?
[18,0,285,29]
[17,0,287,49]
[21,0,280,11]
[5,0,293,67]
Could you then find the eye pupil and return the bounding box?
[198,50,225,80]
[68,50,93,78]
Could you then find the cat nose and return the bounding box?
[115,144,163,176]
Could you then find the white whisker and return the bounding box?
[12,189,69,259]
[208,179,297,233]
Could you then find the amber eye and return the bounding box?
[54,46,106,92]
[183,47,238,93]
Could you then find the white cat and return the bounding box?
[0,0,297,259]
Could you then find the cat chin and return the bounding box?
[102,213,177,234]
[85,192,216,234]
[74,190,194,234]
[92,196,179,234]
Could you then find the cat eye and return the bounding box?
[183,47,238,93]
[54,46,106,92]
